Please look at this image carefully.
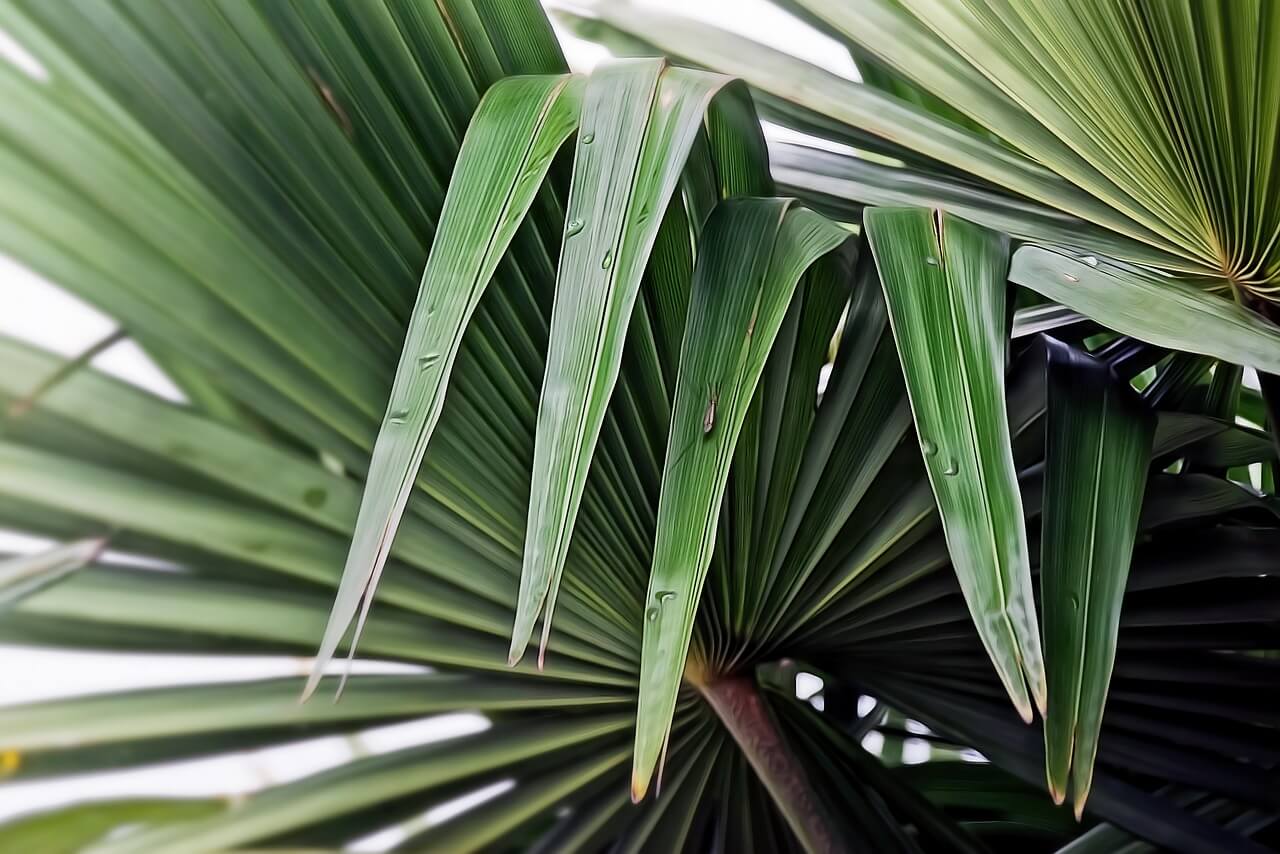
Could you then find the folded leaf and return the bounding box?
[1040,339,1155,817]
[631,199,849,800]
[303,73,584,700]
[864,206,1045,722]
[511,60,742,667]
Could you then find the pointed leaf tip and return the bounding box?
[865,207,1045,725]
[311,73,583,688]
[512,62,739,669]
[630,771,648,804]
[634,200,849,802]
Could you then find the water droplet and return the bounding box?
[920,438,938,458]
[389,407,411,424]
[601,249,614,269]
[1082,255,1098,267]
[417,353,439,371]
[645,606,659,622]
[581,132,595,144]
[1068,595,1079,611]
[925,257,939,267]
[656,590,677,604]
[942,457,959,477]
[426,305,436,319]
[635,205,650,225]
[1063,272,1080,283]
[565,218,584,237]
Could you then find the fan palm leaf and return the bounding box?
[0,1,1277,852]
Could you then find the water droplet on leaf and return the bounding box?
[389,408,410,424]
[1082,255,1098,267]
[656,590,676,604]
[581,132,595,144]
[645,606,659,622]
[920,438,938,457]
[601,250,614,269]
[1063,272,1080,282]
[417,353,439,371]
[942,457,959,477]
[565,218,584,237]
[925,257,939,267]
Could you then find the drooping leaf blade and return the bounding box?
[864,206,1045,722]
[1040,340,1156,817]
[303,73,584,699]
[632,199,849,800]
[510,60,739,666]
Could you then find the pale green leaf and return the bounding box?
[0,536,106,608]
[1010,247,1280,375]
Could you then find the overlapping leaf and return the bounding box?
[864,207,1045,722]
[632,198,849,800]
[1010,247,1280,375]
[0,537,106,608]
[1039,340,1155,817]
[511,60,748,666]
[303,73,584,699]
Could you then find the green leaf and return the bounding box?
[631,199,849,800]
[0,675,626,756]
[566,0,1180,260]
[83,715,631,854]
[1040,340,1155,817]
[864,206,1045,722]
[0,799,223,854]
[399,746,630,852]
[0,536,106,608]
[770,143,1187,270]
[510,60,738,665]
[790,0,1208,264]
[1010,247,1280,375]
[304,73,584,700]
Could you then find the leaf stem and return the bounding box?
[698,675,845,854]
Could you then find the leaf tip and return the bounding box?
[630,770,649,804]
[1031,673,1048,720]
[1014,694,1034,725]
[298,672,321,706]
